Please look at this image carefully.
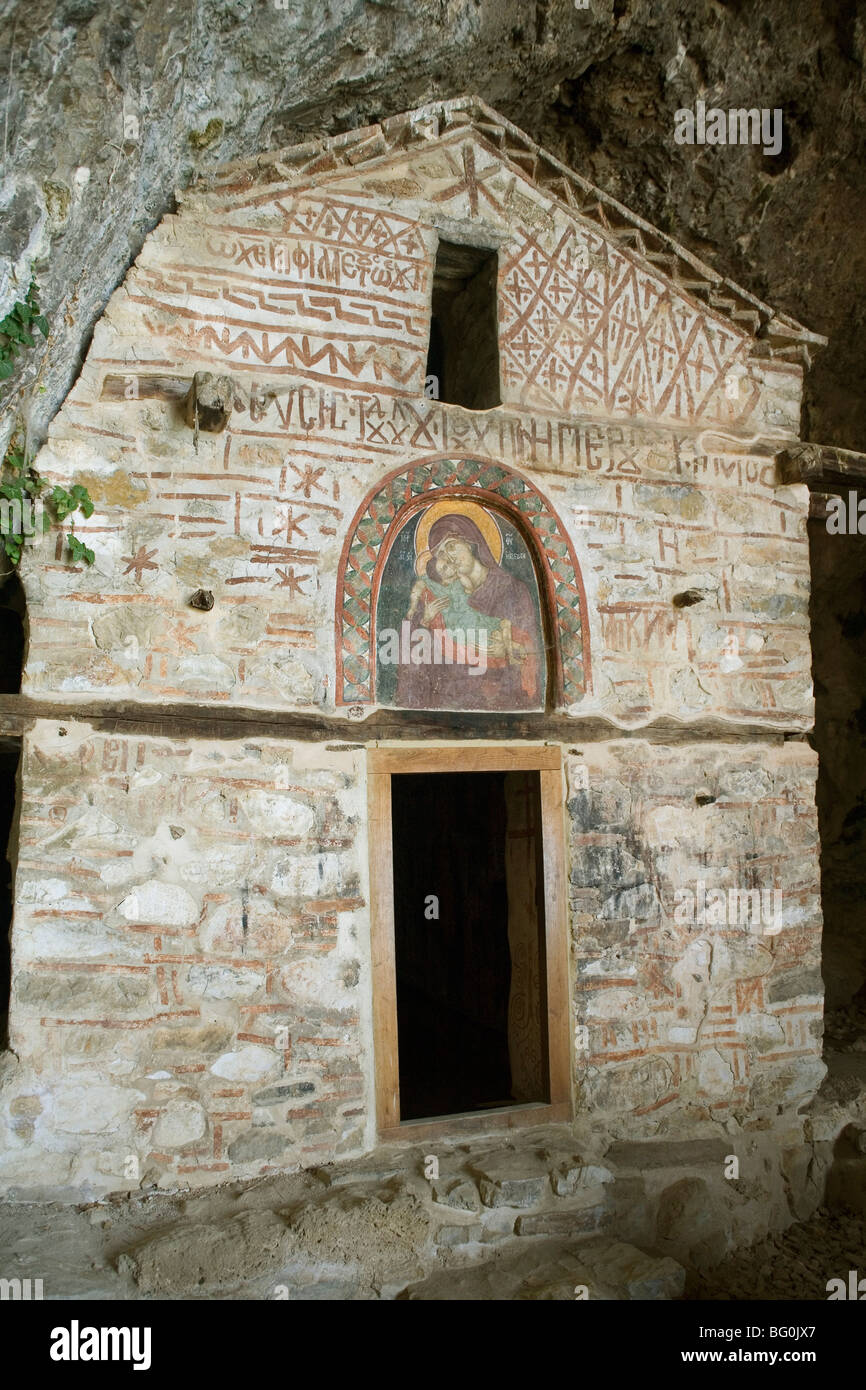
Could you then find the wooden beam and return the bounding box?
[379,1101,571,1145]
[540,765,571,1111]
[368,745,561,774]
[100,374,189,402]
[0,696,798,746]
[780,443,866,486]
[368,770,400,1133]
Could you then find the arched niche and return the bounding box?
[335,456,591,710]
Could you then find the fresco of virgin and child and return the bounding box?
[374,499,546,711]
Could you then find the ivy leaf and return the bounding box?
[3,536,21,563]
[70,484,94,518]
[0,279,47,394]
[0,482,24,501]
[2,319,27,344]
[51,485,75,520]
[68,534,95,566]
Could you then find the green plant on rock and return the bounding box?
[0,280,49,386]
[0,285,96,569]
[1,439,95,568]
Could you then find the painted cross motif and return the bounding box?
[122,546,159,582]
[431,143,503,217]
[499,223,751,424]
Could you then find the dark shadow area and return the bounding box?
[0,739,20,1049]
[391,769,546,1121]
[808,511,866,1012]
[425,239,500,410]
[0,571,25,694]
[0,572,25,1048]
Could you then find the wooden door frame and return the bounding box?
[367,744,572,1142]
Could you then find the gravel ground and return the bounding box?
[685,1206,866,1300]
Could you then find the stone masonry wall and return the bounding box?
[21,416,813,727]
[17,123,813,728]
[0,723,824,1195]
[568,741,825,1140]
[0,723,371,1195]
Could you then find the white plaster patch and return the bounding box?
[152,1100,207,1149]
[181,845,255,889]
[669,1026,698,1044]
[698,1048,734,1098]
[51,1083,139,1135]
[241,791,316,834]
[116,880,199,927]
[279,954,356,1009]
[15,921,144,964]
[175,654,235,689]
[736,1011,785,1045]
[18,878,95,912]
[585,989,643,1021]
[581,956,637,978]
[210,1046,281,1083]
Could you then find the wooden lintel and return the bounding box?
[780,443,866,487]
[0,695,802,745]
[368,745,561,773]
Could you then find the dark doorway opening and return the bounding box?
[0,738,20,1048]
[425,239,501,410]
[391,769,548,1122]
[0,573,24,1048]
[0,571,25,695]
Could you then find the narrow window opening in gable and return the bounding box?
[425,239,501,410]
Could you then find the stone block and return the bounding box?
[210,1047,281,1084]
[431,1178,481,1212]
[52,1082,141,1136]
[768,968,824,1004]
[253,1082,316,1105]
[585,1242,686,1300]
[604,1139,731,1170]
[435,1222,483,1247]
[227,1130,288,1163]
[550,1161,613,1197]
[515,1206,606,1236]
[151,1023,233,1053]
[15,971,150,1011]
[116,881,198,927]
[469,1150,549,1209]
[120,1210,294,1293]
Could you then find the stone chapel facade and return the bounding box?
[0,97,828,1195]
